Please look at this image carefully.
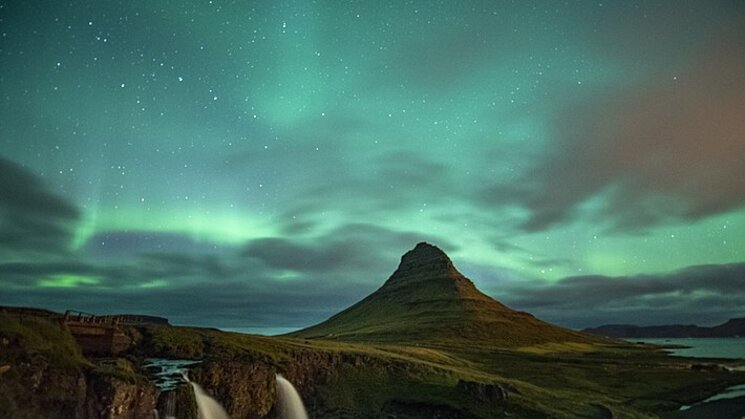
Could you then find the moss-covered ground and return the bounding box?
[139,323,745,418]
[2,315,744,418]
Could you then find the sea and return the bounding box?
[631,337,745,359]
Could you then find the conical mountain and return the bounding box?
[291,243,602,348]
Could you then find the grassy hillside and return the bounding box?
[1,313,743,418]
[143,323,745,418]
[0,313,87,369]
[290,243,605,348]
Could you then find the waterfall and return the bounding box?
[275,374,308,419]
[182,373,230,419]
[146,358,201,418]
[161,390,176,419]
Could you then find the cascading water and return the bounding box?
[275,374,308,419]
[158,391,176,419]
[145,359,200,419]
[182,373,230,419]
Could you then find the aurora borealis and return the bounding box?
[1,1,744,332]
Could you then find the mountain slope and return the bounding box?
[290,242,603,348]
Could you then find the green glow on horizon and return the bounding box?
[274,271,302,281]
[136,280,168,289]
[38,275,100,288]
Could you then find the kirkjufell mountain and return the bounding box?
[291,242,604,347]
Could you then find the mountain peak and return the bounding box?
[390,242,455,281]
[409,242,449,257]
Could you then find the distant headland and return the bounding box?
[584,318,745,338]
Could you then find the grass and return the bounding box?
[135,321,745,418]
[288,268,608,350]
[0,314,157,417]
[516,341,601,354]
[0,313,87,369]
[92,357,139,382]
[3,312,744,418]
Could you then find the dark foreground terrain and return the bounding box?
[2,310,745,418]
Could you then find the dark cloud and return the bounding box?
[1,151,740,332]
[0,277,367,331]
[0,261,95,281]
[0,249,386,332]
[0,218,457,331]
[0,259,180,289]
[138,252,238,280]
[482,36,745,232]
[0,157,77,219]
[0,156,80,256]
[244,238,373,273]
[244,222,457,277]
[1,194,741,331]
[499,263,745,328]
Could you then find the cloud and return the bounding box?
[0,247,341,329]
[139,252,239,280]
[0,216,457,330]
[0,277,368,330]
[499,262,745,328]
[0,156,80,256]
[482,36,745,232]
[243,222,457,277]
[3,158,739,332]
[272,151,465,237]
[0,258,193,289]
[244,238,372,273]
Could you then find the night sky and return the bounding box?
[1,1,744,333]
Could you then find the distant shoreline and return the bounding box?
[584,318,745,339]
[631,340,740,360]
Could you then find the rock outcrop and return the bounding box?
[84,374,159,419]
[456,380,510,402]
[190,359,277,418]
[0,355,159,418]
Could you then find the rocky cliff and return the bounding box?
[0,327,159,418]
[0,314,198,419]
[190,359,276,418]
